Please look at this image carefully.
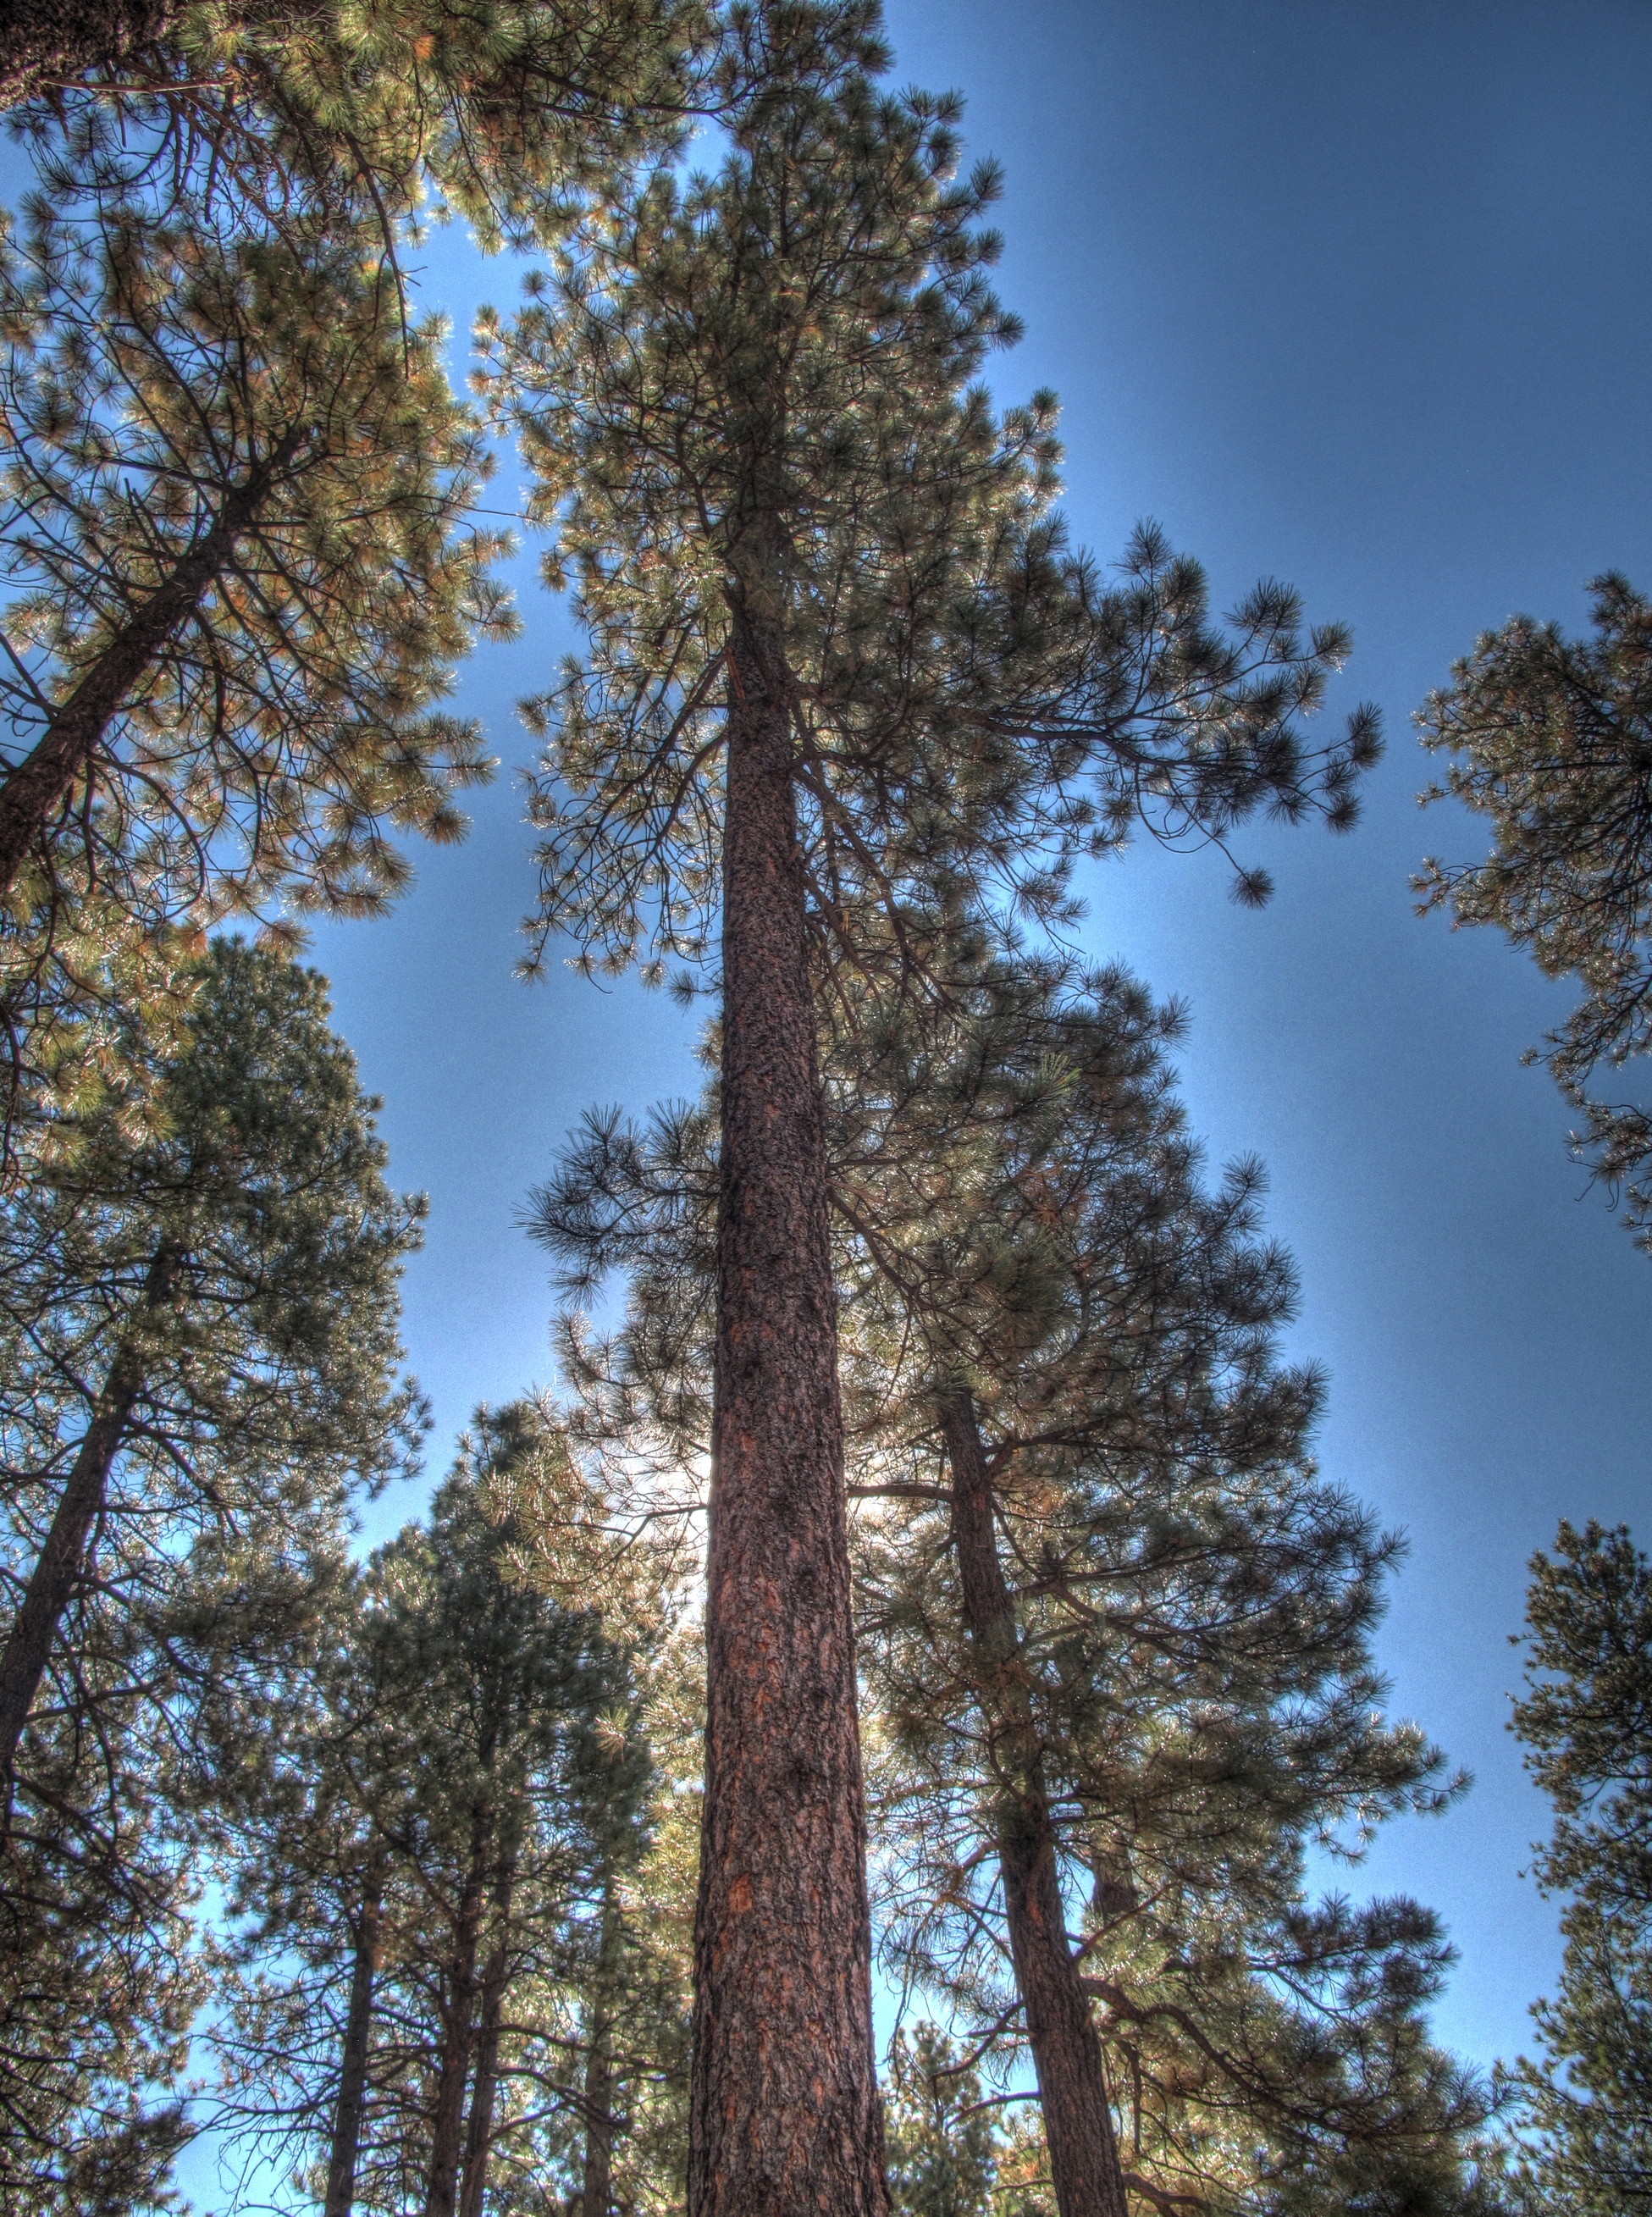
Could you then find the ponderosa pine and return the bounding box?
[0,937,420,2204]
[0,144,512,1141]
[1503,1520,1652,2211]
[202,1403,677,2217]
[534,956,1502,2213]
[494,9,1377,2207]
[1418,576,1652,1255]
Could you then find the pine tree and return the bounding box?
[883,2023,1001,2217]
[489,8,1376,2203]
[1417,575,1652,1253]
[203,1402,692,2217]
[0,131,515,1145]
[533,952,1505,2215]
[0,935,422,2209]
[0,0,715,257]
[1500,1519,1652,2212]
[827,967,1500,2215]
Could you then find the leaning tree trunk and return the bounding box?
[0,1241,179,1804]
[942,1393,1130,2217]
[423,1815,489,2217]
[456,1850,516,2217]
[688,590,887,2217]
[0,449,289,898]
[323,1861,384,2217]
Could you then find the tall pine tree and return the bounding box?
[491,8,1377,2204]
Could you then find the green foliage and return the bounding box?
[0,136,510,1140]
[0,936,422,2209]
[533,954,1505,2212]
[8,0,719,257]
[884,2024,1002,2217]
[483,0,1375,996]
[1500,1520,1652,2211]
[837,974,1497,2213]
[1417,574,1652,1251]
[203,1402,695,2215]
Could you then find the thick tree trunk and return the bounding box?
[424,1817,489,2217]
[456,1853,516,2217]
[689,596,887,2217]
[323,1864,383,2217]
[942,1394,1130,2217]
[0,0,184,108]
[0,1242,179,1801]
[0,451,287,898]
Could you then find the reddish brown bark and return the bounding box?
[0,1242,180,1805]
[942,1393,1130,2217]
[323,1866,383,2217]
[689,596,887,2217]
[0,450,287,899]
[423,1816,489,2217]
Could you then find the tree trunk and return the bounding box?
[689,596,887,2217]
[0,1241,179,1801]
[0,449,288,898]
[578,1869,625,2217]
[0,0,184,108]
[424,1816,489,2217]
[941,1393,1130,2217]
[456,1851,516,2217]
[580,2001,615,2217]
[323,1862,383,2217]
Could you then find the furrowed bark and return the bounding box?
[0,1241,180,1801]
[942,1392,1130,2217]
[0,0,183,108]
[323,1863,383,2217]
[0,451,286,898]
[689,594,887,2217]
[456,1850,516,2217]
[423,1814,489,2217]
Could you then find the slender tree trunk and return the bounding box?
[323,1862,383,2217]
[424,1815,489,2217]
[0,0,183,108]
[0,451,287,898]
[0,1241,179,1801]
[580,2001,615,2217]
[942,1393,1130,2217]
[456,1852,516,2217]
[578,1869,625,2217]
[689,593,887,2217]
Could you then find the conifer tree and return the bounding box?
[0,137,516,1143]
[490,8,1377,2202]
[1417,575,1652,1253]
[0,0,715,259]
[883,2023,1002,2217]
[533,954,1504,2215]
[0,935,421,2207]
[204,1402,692,2217]
[0,937,423,1803]
[1500,1519,1652,2212]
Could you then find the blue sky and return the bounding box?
[180,0,1652,2176]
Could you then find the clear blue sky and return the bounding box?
[268,0,1652,2098]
